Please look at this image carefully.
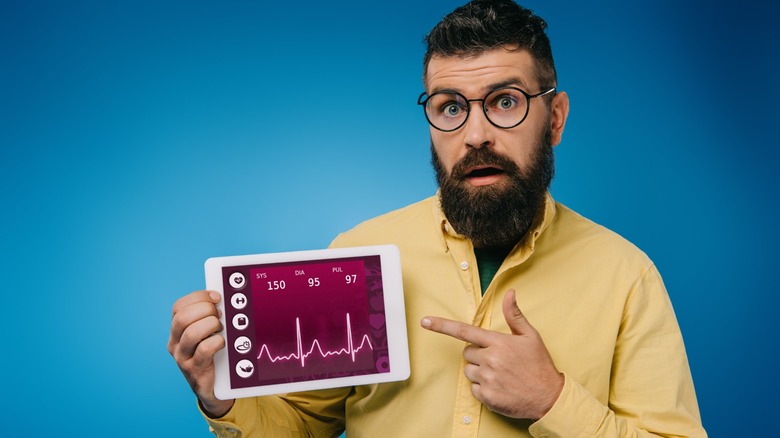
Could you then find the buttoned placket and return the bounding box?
[441,224,488,437]
[434,194,556,436]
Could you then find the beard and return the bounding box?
[432,126,554,249]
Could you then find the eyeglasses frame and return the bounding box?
[417,86,557,132]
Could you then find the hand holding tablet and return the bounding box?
[204,245,410,400]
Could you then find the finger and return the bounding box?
[502,289,534,336]
[462,344,484,364]
[172,290,221,318]
[192,333,226,369]
[421,316,492,347]
[170,300,221,346]
[463,362,480,383]
[470,382,482,402]
[463,363,484,401]
[175,314,223,360]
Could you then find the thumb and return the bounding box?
[502,289,534,336]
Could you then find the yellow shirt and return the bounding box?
[203,194,706,437]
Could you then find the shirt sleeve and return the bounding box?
[200,387,350,437]
[529,265,707,438]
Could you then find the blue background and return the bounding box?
[1,0,777,436]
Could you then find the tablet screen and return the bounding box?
[207,245,409,398]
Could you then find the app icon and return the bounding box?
[232,313,249,330]
[234,336,252,354]
[229,272,246,290]
[236,359,254,378]
[230,293,248,310]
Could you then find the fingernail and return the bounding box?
[209,291,221,301]
[420,317,432,328]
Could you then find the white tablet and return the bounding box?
[205,244,409,400]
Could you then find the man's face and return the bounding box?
[425,48,569,248]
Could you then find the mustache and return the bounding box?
[450,148,522,180]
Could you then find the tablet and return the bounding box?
[205,244,409,400]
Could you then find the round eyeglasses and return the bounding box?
[417,86,556,132]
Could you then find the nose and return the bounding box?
[463,101,494,149]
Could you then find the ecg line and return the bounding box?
[256,313,374,367]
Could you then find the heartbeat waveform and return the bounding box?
[256,313,373,367]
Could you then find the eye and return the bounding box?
[441,102,463,117]
[427,92,467,118]
[490,94,518,111]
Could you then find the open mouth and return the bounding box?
[466,166,504,178]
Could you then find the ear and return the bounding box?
[549,91,570,147]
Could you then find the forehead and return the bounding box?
[425,48,537,95]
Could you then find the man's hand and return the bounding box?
[168,290,235,417]
[421,289,563,420]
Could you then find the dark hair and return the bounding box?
[423,0,557,89]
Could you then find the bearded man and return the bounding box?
[169,1,706,436]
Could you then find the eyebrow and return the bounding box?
[429,77,531,96]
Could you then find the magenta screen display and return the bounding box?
[222,255,390,389]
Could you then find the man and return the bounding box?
[169,0,706,436]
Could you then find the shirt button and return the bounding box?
[460,261,469,270]
[463,415,472,424]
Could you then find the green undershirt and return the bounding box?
[474,246,513,295]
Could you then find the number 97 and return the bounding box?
[345,274,357,284]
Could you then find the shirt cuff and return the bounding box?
[198,398,252,438]
[529,372,608,437]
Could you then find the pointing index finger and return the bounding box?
[421,316,491,347]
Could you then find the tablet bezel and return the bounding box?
[205,244,409,400]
